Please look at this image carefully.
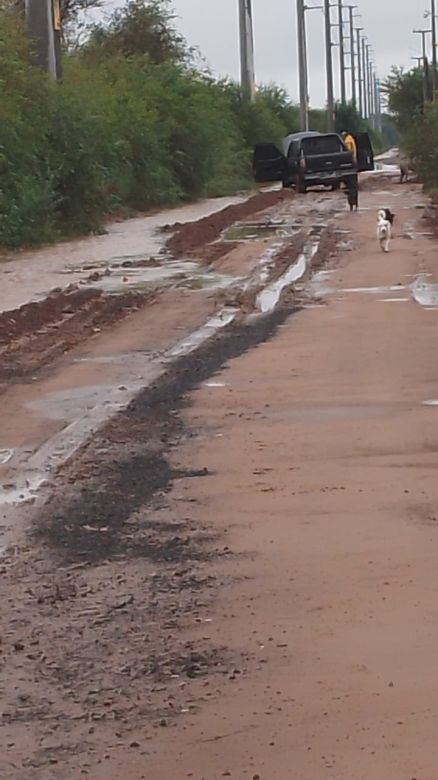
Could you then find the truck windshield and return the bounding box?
[302,136,344,155]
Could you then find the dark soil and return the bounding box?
[36,301,298,565]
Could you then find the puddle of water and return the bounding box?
[337,239,354,252]
[0,475,48,506]
[411,276,438,307]
[1,192,254,314]
[223,222,298,243]
[379,297,410,303]
[256,237,320,313]
[167,308,239,357]
[86,259,243,295]
[0,449,14,465]
[374,162,400,174]
[423,400,438,406]
[341,285,407,295]
[89,260,199,293]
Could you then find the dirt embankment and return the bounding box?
[164,189,292,261]
[0,286,156,381]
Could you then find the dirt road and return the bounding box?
[2,175,438,779]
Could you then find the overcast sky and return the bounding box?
[98,1,427,107]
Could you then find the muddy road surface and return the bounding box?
[2,175,438,779]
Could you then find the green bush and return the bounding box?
[0,1,300,249]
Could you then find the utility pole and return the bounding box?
[238,0,256,100]
[337,0,346,104]
[361,37,368,118]
[24,0,62,79]
[413,28,432,105]
[367,47,373,124]
[431,0,437,100]
[346,6,357,108]
[356,27,363,117]
[368,57,374,126]
[296,0,309,131]
[324,0,335,131]
[374,74,382,133]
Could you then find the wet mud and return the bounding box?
[164,188,291,260]
[36,301,297,564]
[0,287,155,381]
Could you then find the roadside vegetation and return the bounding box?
[384,67,438,189]
[0,0,386,249]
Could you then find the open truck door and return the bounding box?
[253,143,287,183]
[354,132,374,172]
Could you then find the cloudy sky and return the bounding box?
[98,1,428,107]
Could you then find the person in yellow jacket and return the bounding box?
[342,132,357,164]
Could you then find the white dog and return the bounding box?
[377,209,392,253]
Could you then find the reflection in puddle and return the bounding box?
[223,221,300,242]
[341,285,407,294]
[87,260,240,295]
[256,232,321,313]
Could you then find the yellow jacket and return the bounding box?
[343,133,357,163]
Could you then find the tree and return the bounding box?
[334,102,366,135]
[84,0,187,64]
[382,67,424,132]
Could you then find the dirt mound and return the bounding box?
[0,286,156,380]
[0,287,100,345]
[164,189,292,260]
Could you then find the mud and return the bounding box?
[164,188,291,260]
[0,287,155,381]
[36,301,297,564]
[4,179,420,779]
[1,300,303,780]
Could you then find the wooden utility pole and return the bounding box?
[25,0,62,79]
[324,0,335,131]
[297,0,309,130]
[238,0,256,100]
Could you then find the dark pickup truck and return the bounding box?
[253,131,374,192]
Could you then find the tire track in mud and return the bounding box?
[36,301,298,563]
[0,199,341,777]
[33,219,338,563]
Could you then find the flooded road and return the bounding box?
[3,174,438,780]
[0,191,256,314]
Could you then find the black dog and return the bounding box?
[384,208,395,226]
